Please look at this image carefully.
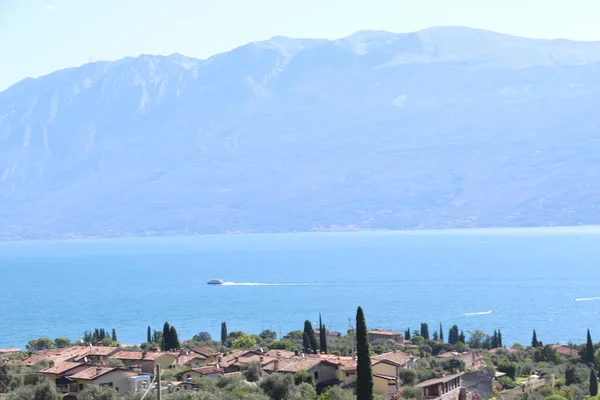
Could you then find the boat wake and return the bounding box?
[464,310,492,316]
[221,282,323,286]
[573,297,600,302]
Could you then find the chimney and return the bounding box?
[218,355,222,362]
[96,367,102,375]
[260,356,264,362]
[235,356,239,363]
[274,360,279,371]
[142,351,147,359]
[49,361,55,368]
[294,350,299,356]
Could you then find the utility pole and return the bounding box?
[156,364,161,400]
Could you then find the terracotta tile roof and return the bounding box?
[372,351,412,366]
[264,357,322,373]
[191,347,220,358]
[416,373,463,387]
[553,345,579,357]
[18,348,89,366]
[190,366,224,375]
[112,351,174,361]
[69,367,117,380]
[489,348,516,354]
[177,354,207,366]
[214,350,265,367]
[265,350,296,358]
[436,352,459,359]
[41,362,87,375]
[74,347,119,361]
[368,330,402,336]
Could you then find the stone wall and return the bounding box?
[461,371,494,400]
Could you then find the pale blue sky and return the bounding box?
[1,0,599,91]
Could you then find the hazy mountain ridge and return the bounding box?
[1,26,600,239]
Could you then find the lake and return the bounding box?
[1,227,599,348]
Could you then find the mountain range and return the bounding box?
[2,26,600,239]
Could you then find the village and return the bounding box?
[2,324,591,400]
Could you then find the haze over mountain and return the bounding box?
[2,26,600,239]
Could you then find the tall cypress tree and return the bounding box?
[404,329,411,340]
[162,322,171,351]
[221,322,228,345]
[448,325,459,345]
[498,330,503,348]
[169,326,180,350]
[111,328,117,342]
[585,330,595,365]
[532,330,539,348]
[147,326,152,344]
[439,323,444,343]
[458,331,465,343]
[420,323,430,340]
[590,368,598,397]
[303,320,318,353]
[356,306,373,400]
[321,323,328,354]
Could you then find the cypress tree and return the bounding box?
[439,323,444,343]
[420,323,430,340]
[221,322,228,345]
[498,330,503,348]
[147,326,152,344]
[111,328,117,342]
[303,320,318,353]
[590,368,598,397]
[585,330,595,365]
[162,322,171,351]
[321,323,328,354]
[458,330,465,343]
[169,326,180,350]
[532,330,539,348]
[404,329,411,340]
[449,325,459,345]
[356,306,373,400]
[302,332,310,354]
[432,331,439,341]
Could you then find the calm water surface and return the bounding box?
[0,228,599,348]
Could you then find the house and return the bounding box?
[265,350,297,359]
[372,351,417,371]
[334,359,357,390]
[181,366,224,381]
[436,351,483,370]
[416,373,466,400]
[368,330,404,344]
[110,351,177,374]
[553,344,579,358]
[40,362,92,382]
[68,367,151,394]
[176,352,208,368]
[18,347,89,367]
[213,350,273,373]
[264,357,339,389]
[74,346,120,364]
[190,347,220,363]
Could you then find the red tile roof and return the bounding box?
[191,347,220,358]
[40,362,87,375]
[69,367,117,380]
[190,366,224,375]
[112,351,175,361]
[372,351,412,366]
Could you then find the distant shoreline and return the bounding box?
[1,224,600,244]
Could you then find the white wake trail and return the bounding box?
[573,297,600,302]
[220,282,323,286]
[464,310,492,316]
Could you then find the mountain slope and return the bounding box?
[1,26,600,239]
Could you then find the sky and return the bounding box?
[1,0,600,91]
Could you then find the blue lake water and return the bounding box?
[1,228,599,349]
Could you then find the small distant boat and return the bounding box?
[207,279,224,285]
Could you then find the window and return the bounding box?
[346,372,350,377]
[314,371,319,380]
